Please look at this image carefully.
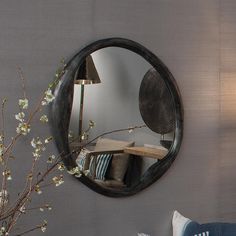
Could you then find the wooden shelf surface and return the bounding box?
[124,146,168,159]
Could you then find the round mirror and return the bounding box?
[50,38,183,197]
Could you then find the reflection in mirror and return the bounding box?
[68,47,175,190]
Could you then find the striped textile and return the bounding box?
[76,148,90,170]
[89,153,112,180]
[193,232,209,236]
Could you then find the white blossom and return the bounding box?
[57,163,65,171]
[16,122,30,135]
[31,137,43,148]
[81,133,88,141]
[19,205,26,213]
[18,98,28,109]
[3,170,12,181]
[67,166,82,178]
[31,137,46,159]
[44,136,53,144]
[45,204,52,211]
[0,144,4,157]
[15,112,25,122]
[40,115,48,123]
[89,120,95,128]
[52,175,64,186]
[0,227,6,236]
[32,151,40,159]
[68,130,73,139]
[41,88,55,106]
[35,185,42,194]
[40,220,47,233]
[47,155,56,163]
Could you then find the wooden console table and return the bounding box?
[72,141,168,160]
[124,146,168,160]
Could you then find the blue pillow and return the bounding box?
[173,211,236,236]
[89,153,112,180]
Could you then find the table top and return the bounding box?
[71,141,169,160]
[124,146,168,160]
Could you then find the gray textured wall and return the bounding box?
[0,0,236,236]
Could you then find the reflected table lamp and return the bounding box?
[74,55,101,142]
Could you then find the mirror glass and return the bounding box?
[68,47,175,190]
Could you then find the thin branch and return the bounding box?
[11,225,42,236]
[16,67,27,99]
[24,204,51,211]
[0,99,7,216]
[0,158,60,222]
[1,98,7,138]
[84,124,146,148]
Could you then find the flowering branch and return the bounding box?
[0,59,145,236]
[0,61,67,236]
[11,220,47,236]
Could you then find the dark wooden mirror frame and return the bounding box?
[50,37,184,197]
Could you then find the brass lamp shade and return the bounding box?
[74,55,101,85]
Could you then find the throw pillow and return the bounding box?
[95,138,134,181]
[89,153,113,180]
[173,210,236,236]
